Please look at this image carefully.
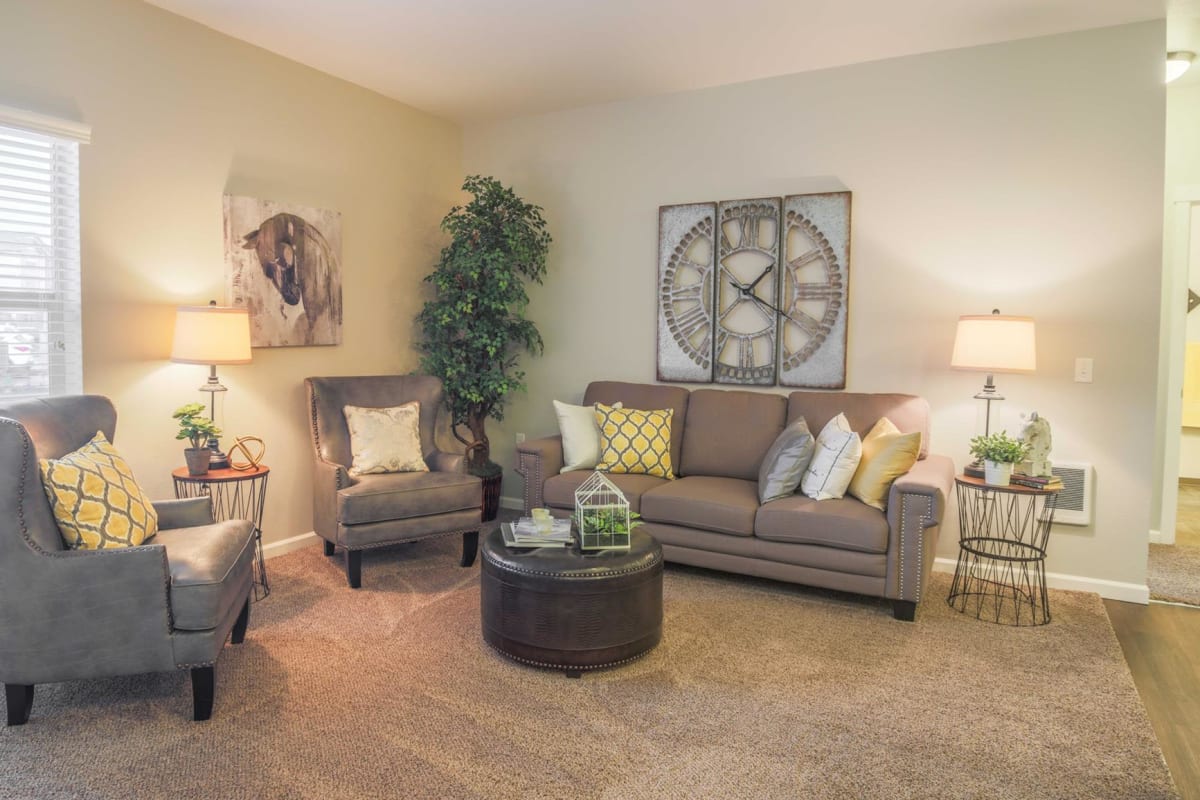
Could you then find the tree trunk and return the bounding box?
[464,414,491,475]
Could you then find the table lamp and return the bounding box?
[950,309,1036,436]
[171,301,252,469]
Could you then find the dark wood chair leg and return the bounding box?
[345,549,362,588]
[460,530,479,567]
[191,666,214,721]
[892,600,917,622]
[323,539,336,557]
[231,597,250,644]
[5,683,34,726]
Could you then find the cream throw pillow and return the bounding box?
[554,399,622,474]
[343,402,429,476]
[800,413,862,501]
[848,417,922,511]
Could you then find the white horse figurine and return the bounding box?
[1019,412,1053,477]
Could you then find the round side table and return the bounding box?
[948,474,1060,626]
[172,465,270,601]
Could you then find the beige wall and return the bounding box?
[465,23,1166,590]
[0,0,462,545]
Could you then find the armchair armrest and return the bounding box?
[152,497,214,530]
[884,454,955,604]
[427,449,466,474]
[312,455,350,542]
[515,435,564,512]
[0,546,175,684]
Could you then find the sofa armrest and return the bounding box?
[0,545,176,684]
[515,435,564,512]
[312,456,350,542]
[428,449,466,474]
[152,496,214,530]
[884,454,955,605]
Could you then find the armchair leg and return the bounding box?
[191,667,214,721]
[323,539,336,557]
[5,683,33,726]
[892,600,917,622]
[460,530,479,567]
[231,598,250,645]
[345,549,362,589]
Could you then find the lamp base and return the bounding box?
[207,438,230,470]
[963,460,985,480]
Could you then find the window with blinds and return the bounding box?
[0,109,87,400]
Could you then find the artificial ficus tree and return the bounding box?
[416,175,552,477]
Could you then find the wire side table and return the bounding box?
[948,475,1059,626]
[172,465,270,601]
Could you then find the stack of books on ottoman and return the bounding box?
[501,510,573,548]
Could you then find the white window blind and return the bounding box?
[0,105,88,400]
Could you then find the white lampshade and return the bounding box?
[171,304,252,365]
[1167,51,1194,84]
[951,314,1036,373]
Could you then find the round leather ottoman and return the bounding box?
[480,527,663,677]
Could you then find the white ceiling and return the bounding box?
[145,0,1179,122]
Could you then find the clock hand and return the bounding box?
[746,293,805,328]
[746,263,774,292]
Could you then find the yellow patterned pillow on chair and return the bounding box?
[39,431,158,550]
[594,404,676,479]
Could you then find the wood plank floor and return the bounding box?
[1107,599,1200,798]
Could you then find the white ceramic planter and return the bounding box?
[983,459,1013,487]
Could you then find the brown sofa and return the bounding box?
[515,381,955,620]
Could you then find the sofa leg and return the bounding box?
[892,600,917,622]
[345,549,362,589]
[5,683,34,726]
[191,667,214,721]
[231,598,250,644]
[460,530,479,567]
[323,539,336,557]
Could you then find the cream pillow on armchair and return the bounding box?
[343,402,429,475]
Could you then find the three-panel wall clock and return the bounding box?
[656,191,850,388]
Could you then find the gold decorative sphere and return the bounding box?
[228,436,266,470]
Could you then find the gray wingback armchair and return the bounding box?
[0,396,256,724]
[305,375,482,588]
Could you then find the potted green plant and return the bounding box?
[968,430,1030,487]
[416,175,552,520]
[174,402,221,476]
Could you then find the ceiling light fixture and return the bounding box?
[1167,51,1194,83]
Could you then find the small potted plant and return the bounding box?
[968,430,1030,487]
[174,402,221,476]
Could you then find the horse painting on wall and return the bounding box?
[224,195,343,347]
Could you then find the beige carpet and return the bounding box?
[1149,542,1200,606]
[0,537,1178,800]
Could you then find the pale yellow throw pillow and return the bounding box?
[848,417,922,511]
[39,431,158,550]
[343,402,429,476]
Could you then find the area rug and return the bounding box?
[0,538,1178,800]
[1149,542,1200,606]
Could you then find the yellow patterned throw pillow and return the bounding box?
[594,404,675,479]
[38,431,159,550]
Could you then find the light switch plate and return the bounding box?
[1074,357,1094,383]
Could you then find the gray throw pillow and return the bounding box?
[758,418,816,503]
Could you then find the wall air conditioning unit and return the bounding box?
[1046,461,1094,526]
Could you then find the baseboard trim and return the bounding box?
[263,531,320,559]
[500,495,523,510]
[932,557,1149,604]
[1148,528,1175,545]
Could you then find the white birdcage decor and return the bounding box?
[574,471,632,551]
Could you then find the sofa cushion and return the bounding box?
[543,471,668,514]
[39,431,158,550]
[640,476,758,537]
[800,413,862,501]
[755,494,889,554]
[680,389,787,481]
[156,520,255,631]
[787,391,930,459]
[848,417,922,511]
[583,381,690,469]
[337,471,480,525]
[595,404,675,479]
[758,417,815,503]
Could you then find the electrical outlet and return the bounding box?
[515,432,526,445]
[1074,357,1094,383]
